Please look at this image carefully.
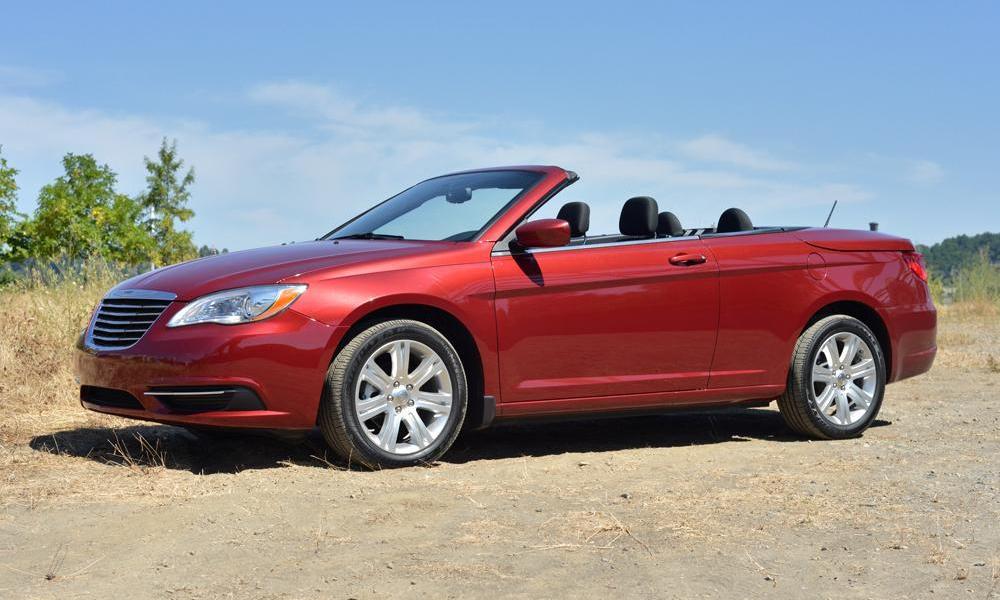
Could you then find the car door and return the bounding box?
[699,231,828,389]
[491,237,720,407]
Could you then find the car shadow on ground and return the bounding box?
[29,424,322,475]
[29,408,891,474]
[447,408,891,464]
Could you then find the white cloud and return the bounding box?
[678,134,795,171]
[249,81,476,138]
[0,83,872,248]
[904,159,944,185]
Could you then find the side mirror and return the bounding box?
[514,219,571,249]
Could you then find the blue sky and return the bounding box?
[1,1,997,249]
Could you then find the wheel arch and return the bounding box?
[802,300,893,379]
[329,303,490,431]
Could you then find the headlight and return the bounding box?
[167,285,307,327]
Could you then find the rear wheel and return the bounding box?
[318,319,468,468]
[778,315,885,439]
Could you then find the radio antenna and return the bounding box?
[823,200,838,227]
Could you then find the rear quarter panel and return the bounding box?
[702,231,928,389]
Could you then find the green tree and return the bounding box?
[140,138,197,264]
[918,232,1000,282]
[105,194,159,264]
[0,146,21,252]
[24,153,156,263]
[197,244,229,257]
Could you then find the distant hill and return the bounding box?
[917,232,999,281]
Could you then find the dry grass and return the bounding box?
[531,509,652,553]
[0,265,209,508]
[932,303,1000,372]
[0,265,121,444]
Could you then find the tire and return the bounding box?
[318,319,468,468]
[777,315,886,439]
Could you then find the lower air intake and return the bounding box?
[144,387,265,414]
[81,386,144,410]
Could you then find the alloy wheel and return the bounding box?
[810,331,879,426]
[354,339,453,455]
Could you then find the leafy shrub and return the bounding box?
[953,249,1000,306]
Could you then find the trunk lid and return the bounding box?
[794,228,915,252]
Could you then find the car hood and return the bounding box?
[112,240,457,301]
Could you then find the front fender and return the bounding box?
[288,262,501,398]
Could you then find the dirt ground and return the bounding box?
[1,308,998,599]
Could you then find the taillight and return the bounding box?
[902,252,928,282]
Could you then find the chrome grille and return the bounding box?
[88,291,174,349]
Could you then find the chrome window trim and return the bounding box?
[490,235,701,257]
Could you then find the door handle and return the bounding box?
[669,253,707,266]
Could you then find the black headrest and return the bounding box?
[619,196,658,237]
[656,211,684,237]
[556,202,590,237]
[716,207,753,233]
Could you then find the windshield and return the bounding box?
[325,170,543,242]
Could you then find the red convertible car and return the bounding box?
[75,166,937,467]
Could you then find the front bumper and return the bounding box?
[74,307,346,429]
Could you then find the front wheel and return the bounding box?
[318,319,468,469]
[777,315,886,439]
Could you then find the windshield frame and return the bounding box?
[320,169,548,243]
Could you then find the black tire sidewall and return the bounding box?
[336,322,468,467]
[799,317,886,437]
